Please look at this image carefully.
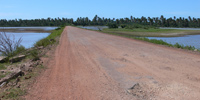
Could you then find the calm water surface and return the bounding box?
[160,27,200,30]
[147,35,200,49]
[0,27,57,49]
[5,32,50,48]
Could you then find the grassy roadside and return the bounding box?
[102,28,200,37]
[0,26,64,100]
[34,27,64,47]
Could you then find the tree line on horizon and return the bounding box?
[0,15,200,28]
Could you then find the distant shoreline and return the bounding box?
[0,29,51,33]
[0,27,57,33]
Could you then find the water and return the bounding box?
[0,32,50,55]
[0,27,57,55]
[79,26,108,30]
[160,27,200,30]
[147,35,200,49]
[4,32,50,48]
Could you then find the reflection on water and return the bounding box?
[147,35,200,49]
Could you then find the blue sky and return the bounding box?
[0,0,200,20]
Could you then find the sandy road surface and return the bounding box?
[26,26,200,100]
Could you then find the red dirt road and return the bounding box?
[26,26,200,100]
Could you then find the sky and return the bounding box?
[0,0,200,20]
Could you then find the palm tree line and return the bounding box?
[0,15,199,27]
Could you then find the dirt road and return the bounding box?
[26,26,200,100]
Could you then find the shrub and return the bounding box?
[34,38,54,47]
[0,64,6,70]
[143,27,149,29]
[125,24,142,29]
[174,43,183,48]
[29,49,40,61]
[107,23,118,28]
[13,45,26,56]
[185,45,195,50]
[55,27,61,30]
[120,24,127,28]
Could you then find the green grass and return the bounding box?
[0,87,26,100]
[0,74,6,79]
[0,72,11,79]
[34,27,64,47]
[0,64,7,70]
[38,65,45,69]
[0,73,7,79]
[28,49,40,61]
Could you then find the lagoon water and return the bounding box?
[5,32,50,48]
[0,27,56,49]
[160,27,200,30]
[147,35,200,49]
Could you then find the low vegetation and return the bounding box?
[13,46,26,56]
[0,88,25,99]
[107,23,118,28]
[0,64,7,70]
